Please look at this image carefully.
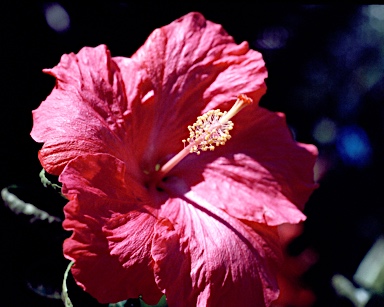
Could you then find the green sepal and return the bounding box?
[39,169,65,198]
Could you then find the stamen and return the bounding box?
[184,109,234,154]
[155,94,253,181]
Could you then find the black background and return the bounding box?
[1,2,384,306]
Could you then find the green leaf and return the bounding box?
[27,282,61,300]
[1,187,61,223]
[109,301,127,307]
[62,261,74,307]
[140,295,167,307]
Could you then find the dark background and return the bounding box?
[1,2,384,306]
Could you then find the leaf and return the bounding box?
[27,282,61,300]
[1,187,61,223]
[109,301,127,307]
[140,295,167,307]
[109,295,167,307]
[62,261,74,307]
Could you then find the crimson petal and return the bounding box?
[152,194,280,307]
[60,153,162,303]
[167,107,318,226]
[31,45,143,176]
[129,12,268,167]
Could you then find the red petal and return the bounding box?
[129,12,268,168]
[60,154,162,303]
[31,45,143,176]
[166,107,318,226]
[32,13,268,178]
[151,194,280,307]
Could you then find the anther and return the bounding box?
[156,94,253,181]
[182,94,252,154]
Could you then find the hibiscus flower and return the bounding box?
[31,12,318,307]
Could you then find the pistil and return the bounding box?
[155,94,253,181]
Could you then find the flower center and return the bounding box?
[155,94,253,182]
[182,109,234,154]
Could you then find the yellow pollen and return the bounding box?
[155,94,253,182]
[182,109,234,154]
[182,94,253,154]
